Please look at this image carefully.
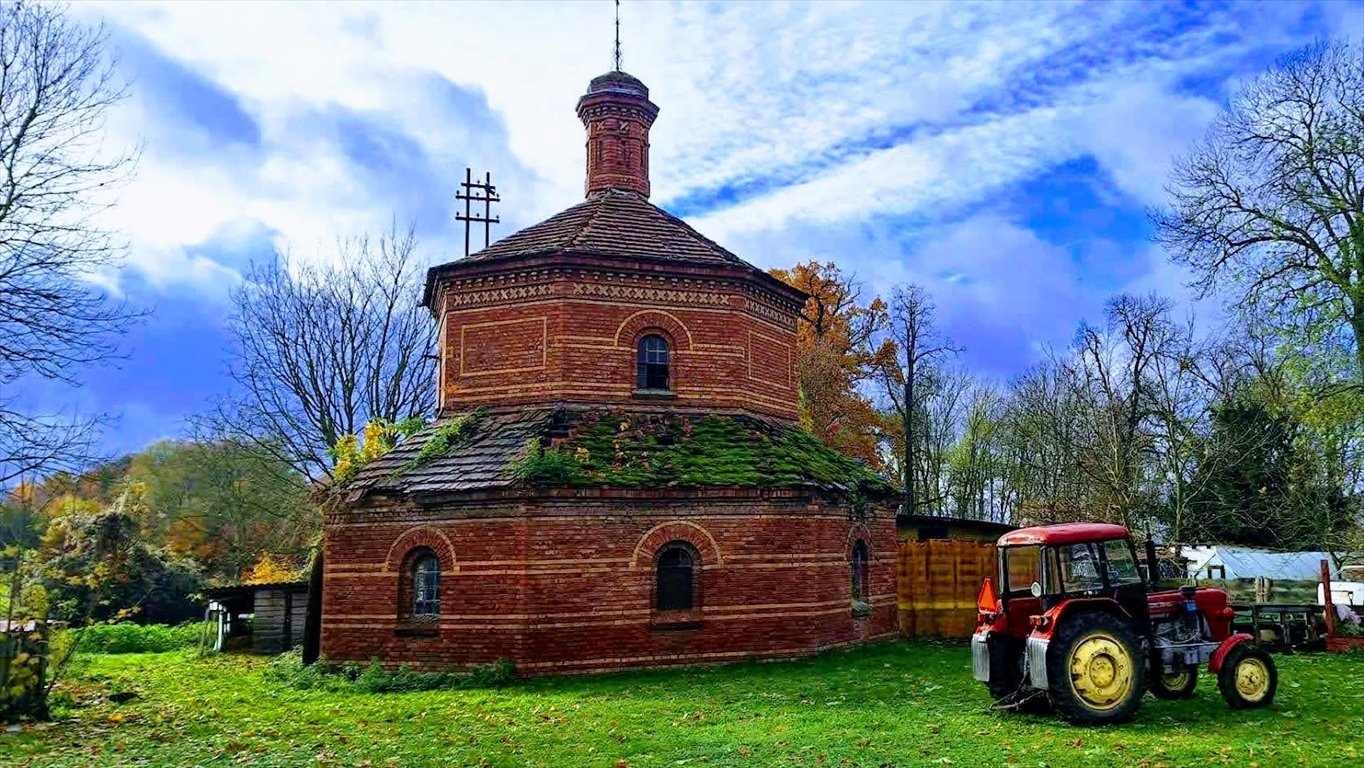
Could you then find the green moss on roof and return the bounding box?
[515,412,892,494]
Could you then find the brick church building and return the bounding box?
[320,66,897,675]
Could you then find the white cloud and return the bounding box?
[1072,81,1219,206]
[67,0,1348,327]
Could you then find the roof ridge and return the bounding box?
[568,191,614,249]
[637,195,745,266]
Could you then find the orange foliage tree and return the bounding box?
[770,262,889,470]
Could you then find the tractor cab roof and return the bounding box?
[997,522,1130,547]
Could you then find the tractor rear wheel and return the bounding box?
[1217,645,1277,710]
[1045,611,1146,725]
[1149,664,1198,699]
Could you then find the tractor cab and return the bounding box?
[973,522,1277,725]
[994,524,1151,633]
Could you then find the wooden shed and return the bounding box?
[897,514,1014,543]
[205,581,309,654]
[895,515,1015,638]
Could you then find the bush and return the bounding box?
[73,621,208,654]
[264,648,515,692]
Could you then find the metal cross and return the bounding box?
[613,0,622,71]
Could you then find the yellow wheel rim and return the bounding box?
[1234,657,1270,703]
[1068,632,1134,711]
[1162,668,1191,690]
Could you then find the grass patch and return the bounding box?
[517,412,891,494]
[404,410,483,472]
[263,648,516,693]
[66,622,207,655]
[3,641,1360,767]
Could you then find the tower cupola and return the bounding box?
[576,70,659,197]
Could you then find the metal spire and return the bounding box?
[613,0,622,71]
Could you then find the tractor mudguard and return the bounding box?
[1209,633,1254,674]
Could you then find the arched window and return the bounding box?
[850,540,870,602]
[637,334,670,390]
[409,549,441,619]
[655,541,698,611]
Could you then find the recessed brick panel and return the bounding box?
[460,317,546,376]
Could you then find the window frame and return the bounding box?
[636,333,671,392]
[850,540,870,603]
[400,547,442,626]
[653,540,699,612]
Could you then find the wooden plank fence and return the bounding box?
[897,539,996,638]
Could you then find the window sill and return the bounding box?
[632,388,677,400]
[651,609,703,631]
[394,620,440,637]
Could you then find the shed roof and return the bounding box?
[204,581,309,599]
[898,514,1015,536]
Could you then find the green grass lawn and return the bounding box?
[3,641,1361,767]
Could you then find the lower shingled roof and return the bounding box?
[344,408,892,500]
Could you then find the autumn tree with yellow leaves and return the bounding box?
[770,262,890,471]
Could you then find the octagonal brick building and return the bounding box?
[320,68,898,675]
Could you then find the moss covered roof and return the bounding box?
[346,408,892,501]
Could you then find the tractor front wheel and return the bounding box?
[1045,611,1146,725]
[1149,664,1198,699]
[1217,645,1277,710]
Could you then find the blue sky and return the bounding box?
[40,0,1364,459]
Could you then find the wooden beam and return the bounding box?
[1320,559,1336,638]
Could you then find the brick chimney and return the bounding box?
[576,70,659,198]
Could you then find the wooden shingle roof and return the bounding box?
[457,188,748,268]
[347,410,552,499]
[343,408,893,503]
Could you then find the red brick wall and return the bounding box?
[436,267,801,421]
[321,491,897,674]
[577,80,658,198]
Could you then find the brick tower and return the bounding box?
[322,66,898,675]
[578,70,658,197]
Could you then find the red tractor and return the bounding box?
[972,523,1277,725]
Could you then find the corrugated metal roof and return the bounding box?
[1182,546,1338,581]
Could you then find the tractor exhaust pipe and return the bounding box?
[1145,538,1159,587]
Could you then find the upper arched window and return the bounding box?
[850,540,870,602]
[409,549,441,619]
[655,541,698,611]
[637,334,670,390]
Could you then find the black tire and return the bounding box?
[984,636,1051,714]
[1045,611,1147,725]
[1149,664,1198,700]
[1217,644,1277,710]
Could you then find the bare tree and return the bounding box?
[1155,41,1364,384]
[999,359,1090,524]
[947,380,1005,521]
[876,284,961,516]
[208,225,437,478]
[0,2,136,485]
[1066,295,1175,529]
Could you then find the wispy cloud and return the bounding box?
[51,0,1362,457]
